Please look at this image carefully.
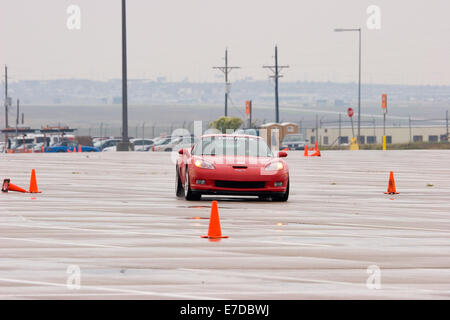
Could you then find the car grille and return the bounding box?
[214,180,266,189]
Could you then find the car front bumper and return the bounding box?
[189,169,289,196]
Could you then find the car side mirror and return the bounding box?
[178,149,184,155]
[278,151,287,158]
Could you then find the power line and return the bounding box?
[263,45,289,123]
[213,48,240,117]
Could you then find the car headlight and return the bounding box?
[265,161,284,171]
[194,159,216,170]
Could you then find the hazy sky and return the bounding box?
[0,0,449,85]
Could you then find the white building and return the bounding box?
[304,126,449,146]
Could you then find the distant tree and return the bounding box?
[210,116,243,133]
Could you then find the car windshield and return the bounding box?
[133,139,153,145]
[61,141,76,147]
[192,136,273,157]
[283,134,305,142]
[35,137,50,144]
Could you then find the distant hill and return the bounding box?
[3,79,449,107]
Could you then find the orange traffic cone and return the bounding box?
[78,144,82,153]
[201,201,228,239]
[304,145,309,157]
[282,147,289,152]
[384,171,399,194]
[29,169,42,194]
[310,149,321,157]
[2,179,28,193]
[67,148,71,153]
[314,140,318,151]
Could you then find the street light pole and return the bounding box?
[122,0,128,143]
[117,0,133,151]
[357,28,361,142]
[335,28,362,142]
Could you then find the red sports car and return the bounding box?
[175,134,289,201]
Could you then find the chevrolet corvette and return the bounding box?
[175,134,289,201]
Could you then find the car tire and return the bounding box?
[184,167,201,201]
[272,180,289,202]
[175,166,184,197]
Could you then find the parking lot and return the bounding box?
[0,150,449,299]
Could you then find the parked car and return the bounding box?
[45,141,99,153]
[131,138,154,151]
[93,137,109,148]
[155,137,183,152]
[102,146,117,152]
[98,139,121,151]
[151,136,172,151]
[176,134,289,201]
[280,133,307,150]
[172,136,198,152]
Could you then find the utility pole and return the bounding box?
[263,46,289,123]
[315,114,319,145]
[334,28,362,142]
[4,66,8,129]
[117,0,132,151]
[16,99,19,137]
[213,48,240,117]
[408,116,412,144]
[338,113,342,145]
[446,110,449,143]
[4,66,8,152]
[373,117,376,137]
[358,29,361,143]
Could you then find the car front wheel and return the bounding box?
[175,166,184,197]
[184,168,201,201]
[272,180,289,202]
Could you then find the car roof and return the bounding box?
[201,134,262,139]
[130,138,152,142]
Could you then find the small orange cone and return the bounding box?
[67,148,71,153]
[384,171,399,194]
[314,141,318,151]
[304,145,309,157]
[3,179,28,193]
[29,169,42,194]
[201,201,228,239]
[78,144,82,153]
[310,149,321,157]
[282,147,289,152]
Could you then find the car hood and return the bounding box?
[197,155,276,167]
